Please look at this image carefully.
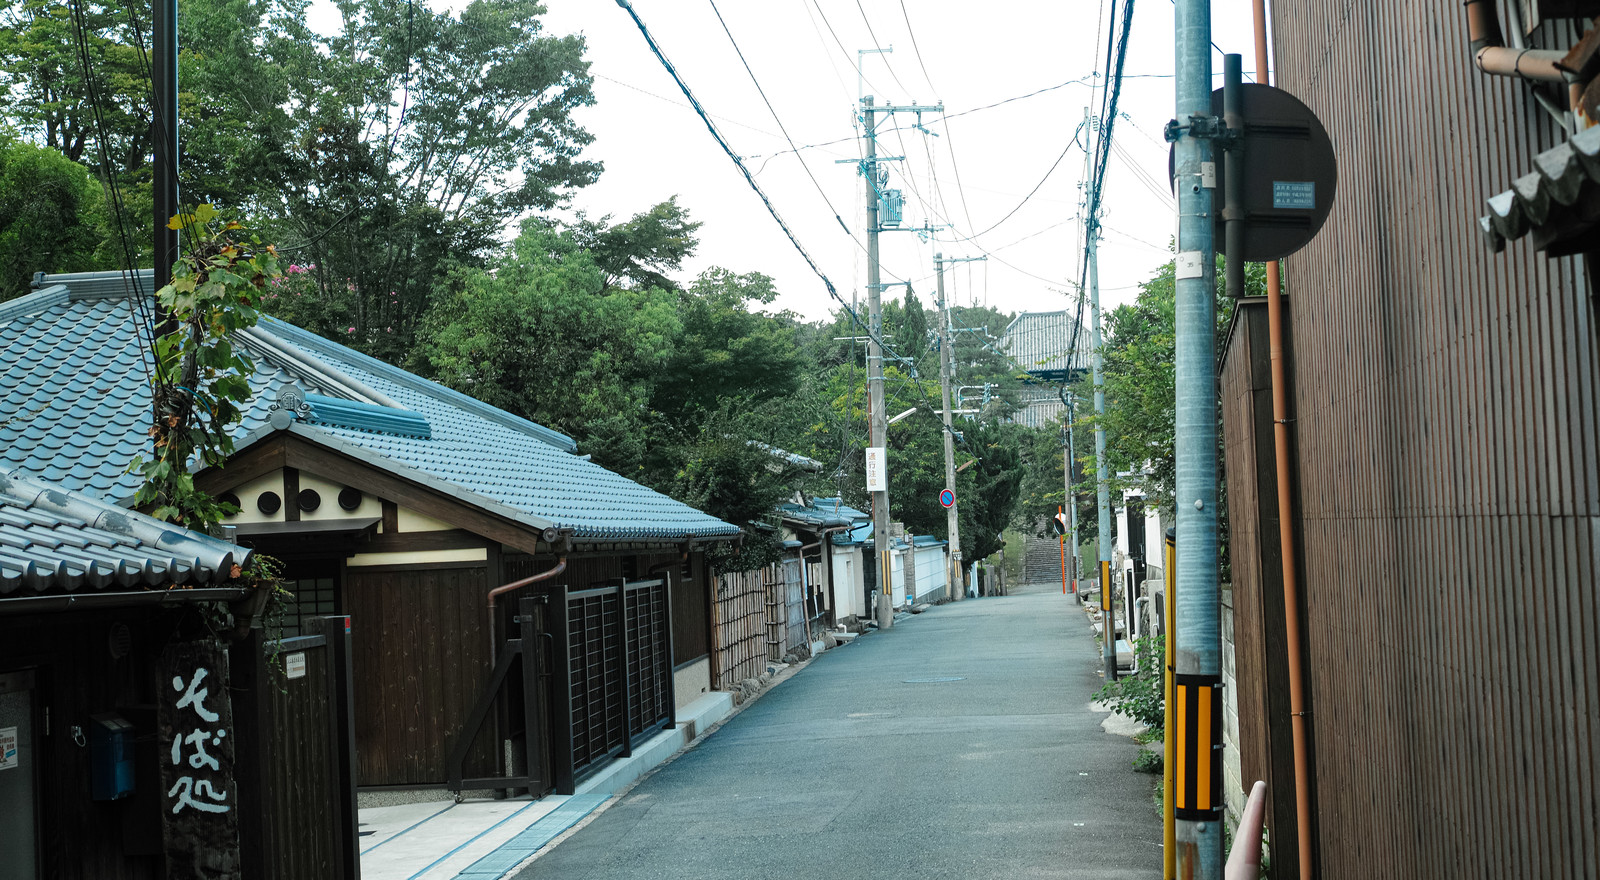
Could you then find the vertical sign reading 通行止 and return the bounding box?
[159,640,241,879]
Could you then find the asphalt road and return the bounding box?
[518,581,1161,879]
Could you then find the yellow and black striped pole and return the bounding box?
[1100,558,1115,680]
[1163,527,1177,880]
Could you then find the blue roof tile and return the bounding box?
[2,274,738,542]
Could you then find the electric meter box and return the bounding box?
[90,713,136,801]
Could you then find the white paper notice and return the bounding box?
[865,447,887,492]
[0,726,17,771]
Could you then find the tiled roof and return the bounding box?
[777,504,853,529]
[0,272,739,542]
[1480,124,1600,256]
[1,469,249,593]
[997,311,1091,378]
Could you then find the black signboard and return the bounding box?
[1168,83,1337,262]
[159,640,241,880]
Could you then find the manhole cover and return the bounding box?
[903,676,965,683]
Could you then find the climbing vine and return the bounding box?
[133,204,280,532]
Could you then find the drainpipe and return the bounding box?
[487,532,571,667]
[647,539,693,576]
[1465,0,1571,82]
[1250,4,1315,878]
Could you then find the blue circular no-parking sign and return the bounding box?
[939,488,955,509]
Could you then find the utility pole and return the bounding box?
[845,78,943,631]
[1064,391,1080,597]
[152,0,179,293]
[1172,0,1223,875]
[934,253,983,603]
[1089,225,1115,682]
[863,95,893,631]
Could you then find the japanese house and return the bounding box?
[0,469,360,880]
[0,270,742,796]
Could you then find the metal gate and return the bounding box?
[447,577,677,798]
[552,577,675,788]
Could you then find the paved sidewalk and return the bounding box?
[357,690,734,880]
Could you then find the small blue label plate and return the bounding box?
[1273,181,1315,210]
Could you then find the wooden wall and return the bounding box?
[0,609,166,880]
[1247,4,1599,877]
[344,565,496,787]
[1220,298,1308,878]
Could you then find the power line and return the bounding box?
[615,0,957,446]
[970,124,1086,238]
[706,0,854,240]
[853,0,912,96]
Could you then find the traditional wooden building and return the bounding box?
[1223,5,1598,878]
[1,271,741,798]
[0,470,360,880]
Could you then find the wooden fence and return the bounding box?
[712,565,774,688]
[234,618,360,880]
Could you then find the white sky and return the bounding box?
[314,0,1270,321]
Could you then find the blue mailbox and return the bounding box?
[89,713,135,801]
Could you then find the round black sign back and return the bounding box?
[1167,84,1337,262]
[1214,83,1337,262]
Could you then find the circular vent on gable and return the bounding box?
[338,487,363,511]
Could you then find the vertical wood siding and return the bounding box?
[1245,4,1600,877]
[344,566,494,787]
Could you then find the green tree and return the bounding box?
[0,135,110,300]
[572,196,701,293]
[412,217,678,471]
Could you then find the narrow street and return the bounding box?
[519,582,1161,879]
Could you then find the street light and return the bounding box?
[887,407,918,425]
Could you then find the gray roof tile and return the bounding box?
[0,470,249,593]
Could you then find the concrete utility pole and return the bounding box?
[934,253,984,602]
[1064,392,1080,595]
[152,0,179,293]
[848,83,944,630]
[862,95,893,631]
[1088,227,1115,681]
[1172,0,1223,875]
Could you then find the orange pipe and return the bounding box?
[487,555,567,667]
[1251,3,1314,878]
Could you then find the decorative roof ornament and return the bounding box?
[267,385,311,429]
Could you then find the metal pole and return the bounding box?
[935,254,962,602]
[1223,55,1245,302]
[1173,0,1222,874]
[1089,229,1114,681]
[152,0,179,293]
[864,96,893,631]
[1066,395,1080,598]
[1162,527,1178,880]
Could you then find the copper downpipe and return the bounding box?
[487,555,568,667]
[1251,2,1314,878]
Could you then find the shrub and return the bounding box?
[1094,635,1166,730]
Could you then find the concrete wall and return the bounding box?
[912,545,947,603]
[673,658,711,712]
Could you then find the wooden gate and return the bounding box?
[233,618,360,880]
[781,558,808,655]
[550,578,675,791]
